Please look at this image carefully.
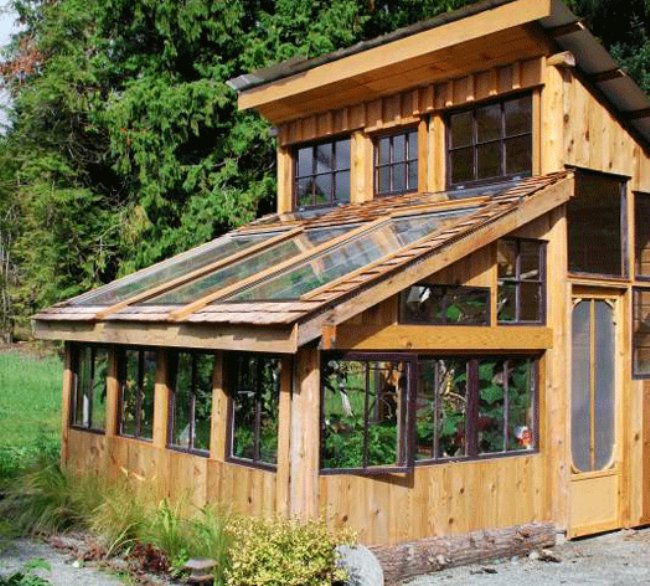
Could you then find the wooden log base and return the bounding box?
[370,522,556,585]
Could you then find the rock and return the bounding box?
[336,545,384,586]
[539,549,562,563]
[529,550,541,561]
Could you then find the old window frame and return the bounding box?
[167,350,216,457]
[320,352,539,475]
[497,238,547,325]
[398,284,491,326]
[374,127,419,196]
[226,353,282,471]
[633,287,650,380]
[117,347,156,442]
[70,344,109,433]
[446,93,533,189]
[293,136,351,209]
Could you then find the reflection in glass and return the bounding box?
[400,285,490,325]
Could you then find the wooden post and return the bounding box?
[60,343,74,466]
[351,130,373,204]
[290,346,321,519]
[276,355,293,518]
[417,118,429,193]
[210,352,229,461]
[152,349,170,450]
[541,59,566,174]
[277,146,293,214]
[430,113,446,192]
[105,347,120,437]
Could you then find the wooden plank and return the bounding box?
[541,59,565,174]
[152,349,170,450]
[60,343,74,465]
[277,146,294,214]
[238,0,551,112]
[276,355,293,518]
[105,347,120,437]
[331,324,553,351]
[33,320,299,354]
[289,346,320,519]
[351,130,373,204]
[417,118,428,193]
[210,352,228,461]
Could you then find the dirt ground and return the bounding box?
[408,527,650,585]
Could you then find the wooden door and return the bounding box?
[568,295,622,538]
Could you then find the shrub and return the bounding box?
[226,517,353,586]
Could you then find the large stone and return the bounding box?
[336,544,384,586]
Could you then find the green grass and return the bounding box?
[0,349,63,480]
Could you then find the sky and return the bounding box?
[0,1,20,127]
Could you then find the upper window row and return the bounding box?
[293,94,533,209]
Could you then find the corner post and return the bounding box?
[290,346,321,519]
[276,355,293,517]
[60,342,74,466]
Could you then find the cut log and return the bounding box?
[370,521,556,585]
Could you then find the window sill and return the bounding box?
[320,466,411,477]
[69,426,106,436]
[226,456,277,473]
[167,445,210,458]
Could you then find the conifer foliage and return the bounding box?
[0,0,647,338]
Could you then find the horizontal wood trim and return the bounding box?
[240,0,551,114]
[33,320,298,353]
[329,324,553,351]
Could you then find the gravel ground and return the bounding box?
[408,527,650,585]
[0,539,124,586]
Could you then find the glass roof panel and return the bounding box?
[140,224,354,306]
[225,209,472,302]
[70,231,281,306]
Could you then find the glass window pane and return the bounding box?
[297,146,313,177]
[72,233,274,306]
[392,163,406,193]
[335,139,351,171]
[400,285,489,325]
[407,131,418,161]
[193,354,215,452]
[571,301,592,472]
[507,359,535,452]
[478,359,505,455]
[635,194,650,278]
[519,282,542,322]
[505,135,532,176]
[91,349,108,431]
[393,134,406,163]
[231,355,258,461]
[437,359,468,459]
[297,178,313,208]
[415,360,436,461]
[594,301,615,469]
[505,96,532,136]
[476,104,501,143]
[378,137,390,166]
[568,173,624,276]
[334,171,351,203]
[314,174,332,204]
[228,210,472,302]
[121,350,139,437]
[140,351,157,440]
[497,240,517,279]
[258,359,280,464]
[322,360,366,469]
[74,347,92,427]
[450,111,473,148]
[520,241,541,280]
[497,282,517,323]
[316,143,333,174]
[172,353,193,448]
[477,143,501,179]
[407,161,418,191]
[634,289,650,376]
[451,148,474,184]
[377,166,390,194]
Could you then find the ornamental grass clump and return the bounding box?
[226,516,354,586]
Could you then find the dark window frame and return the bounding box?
[635,192,650,282]
[633,287,650,380]
[319,352,539,475]
[374,126,419,196]
[70,344,109,434]
[167,349,216,457]
[567,168,629,280]
[226,353,282,471]
[413,355,539,465]
[398,284,491,326]
[117,347,156,442]
[446,93,533,189]
[293,135,352,210]
[497,237,547,325]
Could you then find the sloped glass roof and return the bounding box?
[225,209,471,302]
[70,230,282,306]
[140,224,354,306]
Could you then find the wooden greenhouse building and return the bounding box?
[34,0,650,551]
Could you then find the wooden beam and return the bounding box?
[296,175,575,346]
[238,0,552,112]
[547,51,575,68]
[547,20,585,38]
[276,355,293,518]
[591,68,626,83]
[94,227,304,320]
[330,324,554,351]
[289,346,320,520]
[33,320,299,354]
